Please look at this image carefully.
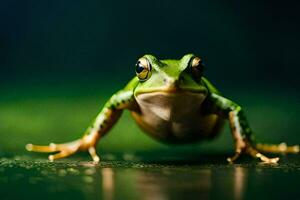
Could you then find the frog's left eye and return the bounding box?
[190,56,204,81]
[135,57,152,81]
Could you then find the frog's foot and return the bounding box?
[256,143,299,154]
[25,135,100,163]
[227,140,279,164]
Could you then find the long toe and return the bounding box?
[26,143,57,153]
[48,151,75,161]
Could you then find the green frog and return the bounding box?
[26,54,299,163]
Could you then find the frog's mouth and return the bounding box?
[134,86,207,96]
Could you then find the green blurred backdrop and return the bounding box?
[0,0,299,155]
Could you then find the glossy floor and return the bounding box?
[0,152,299,200]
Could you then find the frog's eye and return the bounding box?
[135,57,152,81]
[190,56,204,81]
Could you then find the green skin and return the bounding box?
[26,54,299,163]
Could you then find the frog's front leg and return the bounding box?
[26,90,135,163]
[208,93,298,163]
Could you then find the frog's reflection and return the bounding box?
[99,166,247,200]
[233,167,247,200]
[101,168,114,200]
[135,168,212,200]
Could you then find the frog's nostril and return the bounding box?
[163,78,167,83]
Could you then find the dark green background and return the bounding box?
[1,0,300,88]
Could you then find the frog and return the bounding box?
[26,54,299,163]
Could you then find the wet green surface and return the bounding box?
[1,152,300,200]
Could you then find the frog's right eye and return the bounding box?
[135,57,152,81]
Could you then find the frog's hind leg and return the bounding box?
[256,143,299,154]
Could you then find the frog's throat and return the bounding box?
[135,91,207,122]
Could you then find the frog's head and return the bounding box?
[133,54,208,122]
[134,54,207,95]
